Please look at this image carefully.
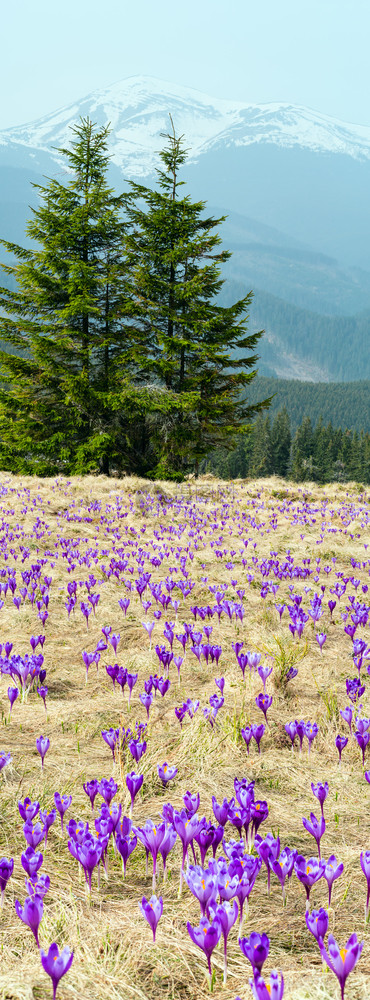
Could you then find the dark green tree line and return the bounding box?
[203,409,370,484]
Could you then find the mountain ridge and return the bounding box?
[2,75,370,177]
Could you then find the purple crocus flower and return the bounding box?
[126,771,143,817]
[318,933,363,999]
[229,855,262,930]
[346,677,365,704]
[255,693,273,723]
[275,604,286,620]
[128,739,147,763]
[18,798,40,823]
[101,728,120,760]
[118,597,130,615]
[15,893,43,947]
[305,907,329,942]
[251,723,265,753]
[294,855,326,909]
[36,735,50,770]
[7,687,19,715]
[284,722,297,750]
[139,894,163,941]
[212,796,230,827]
[241,726,253,754]
[105,663,119,688]
[115,828,137,878]
[109,632,121,653]
[173,811,202,893]
[0,752,12,772]
[41,943,74,1000]
[83,779,99,811]
[159,824,177,881]
[286,666,298,683]
[23,821,46,850]
[39,808,56,845]
[0,857,14,906]
[340,707,353,733]
[194,821,218,866]
[184,864,218,915]
[302,813,326,858]
[37,686,48,711]
[126,672,138,707]
[136,820,167,891]
[142,621,155,642]
[157,763,178,787]
[99,778,118,806]
[80,601,92,628]
[187,914,221,985]
[294,719,306,751]
[25,873,50,898]
[250,801,269,845]
[360,851,370,921]
[335,734,348,764]
[74,838,103,894]
[248,970,284,1000]
[323,854,344,906]
[270,847,296,904]
[21,846,44,877]
[311,781,329,816]
[184,791,200,816]
[217,862,239,902]
[316,633,327,653]
[257,664,273,691]
[139,691,153,718]
[157,677,171,697]
[255,833,280,885]
[213,899,238,982]
[355,730,370,766]
[355,715,370,735]
[54,793,72,832]
[239,931,270,972]
[305,721,319,754]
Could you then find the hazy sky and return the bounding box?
[1,0,369,129]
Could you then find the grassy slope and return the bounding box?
[0,472,369,1000]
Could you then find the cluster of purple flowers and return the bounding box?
[1,791,74,998]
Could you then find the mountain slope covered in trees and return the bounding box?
[239,377,370,432]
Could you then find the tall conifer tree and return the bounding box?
[271,407,291,476]
[0,118,155,474]
[124,118,268,477]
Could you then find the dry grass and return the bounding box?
[0,472,369,1000]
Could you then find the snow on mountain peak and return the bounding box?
[1,75,370,177]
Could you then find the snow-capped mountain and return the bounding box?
[2,75,370,178]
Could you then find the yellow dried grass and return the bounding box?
[0,473,369,999]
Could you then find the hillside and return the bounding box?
[242,377,370,432]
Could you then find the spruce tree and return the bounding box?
[0,118,154,475]
[291,416,314,481]
[249,414,273,477]
[124,118,268,478]
[271,407,291,477]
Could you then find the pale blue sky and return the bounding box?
[1,0,369,129]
